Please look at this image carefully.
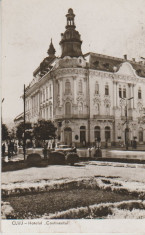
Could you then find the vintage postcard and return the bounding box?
[1,0,145,234]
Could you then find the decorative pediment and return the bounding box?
[104,98,111,106]
[93,97,101,105]
[116,62,137,77]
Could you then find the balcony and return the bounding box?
[93,115,114,120]
[55,114,89,119]
[121,116,133,121]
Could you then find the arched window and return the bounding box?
[49,85,52,98]
[78,102,83,114]
[43,109,45,119]
[50,105,52,118]
[43,89,45,102]
[46,107,48,120]
[58,82,60,95]
[123,86,126,98]
[138,88,142,99]
[65,80,71,94]
[79,80,83,93]
[95,82,99,94]
[119,85,122,98]
[105,84,109,96]
[105,126,111,142]
[65,102,71,116]
[46,87,48,100]
[139,127,143,142]
[94,126,100,140]
[40,91,43,103]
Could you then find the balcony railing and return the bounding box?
[121,116,133,121]
[93,115,114,119]
[55,114,89,119]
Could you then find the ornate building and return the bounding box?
[24,8,145,147]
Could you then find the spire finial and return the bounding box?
[47,39,56,56]
[65,8,76,29]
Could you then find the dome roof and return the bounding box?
[68,8,73,14]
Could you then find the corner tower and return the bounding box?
[59,8,83,58]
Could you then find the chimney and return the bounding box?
[124,54,127,60]
[132,58,135,62]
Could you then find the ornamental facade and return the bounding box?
[24,8,145,147]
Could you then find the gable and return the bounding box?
[116,62,137,77]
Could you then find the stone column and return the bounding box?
[59,78,63,106]
[128,83,132,109]
[73,76,77,104]
[132,84,135,109]
[116,82,118,107]
[113,81,116,107]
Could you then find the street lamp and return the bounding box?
[120,96,133,150]
[1,98,5,123]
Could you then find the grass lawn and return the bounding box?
[3,188,137,219]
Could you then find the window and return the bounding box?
[40,91,43,103]
[139,127,143,142]
[105,126,111,142]
[58,82,60,95]
[94,126,100,140]
[50,85,52,98]
[65,80,71,94]
[138,88,142,99]
[105,84,109,95]
[123,87,126,98]
[50,105,52,118]
[119,86,122,98]
[80,126,86,146]
[95,82,99,94]
[65,102,71,116]
[46,107,48,119]
[79,80,83,93]
[43,89,45,102]
[46,87,48,100]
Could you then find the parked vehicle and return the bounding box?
[55,145,73,153]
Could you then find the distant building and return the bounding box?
[21,8,145,147]
[14,112,24,125]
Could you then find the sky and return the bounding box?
[1,0,145,124]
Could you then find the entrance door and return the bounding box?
[80,126,86,147]
[64,127,72,146]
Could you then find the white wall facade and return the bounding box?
[25,57,145,147]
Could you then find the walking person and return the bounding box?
[2,143,5,158]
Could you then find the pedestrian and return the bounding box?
[43,145,48,159]
[2,143,5,157]
[14,143,17,155]
[8,142,11,159]
[52,141,55,149]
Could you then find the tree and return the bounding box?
[2,124,9,141]
[33,120,57,143]
[16,122,32,141]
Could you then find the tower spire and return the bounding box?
[47,38,56,57]
[59,8,83,58]
[65,8,76,29]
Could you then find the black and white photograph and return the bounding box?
[1,0,145,233]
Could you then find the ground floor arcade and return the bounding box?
[55,118,145,148]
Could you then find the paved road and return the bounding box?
[3,148,145,162]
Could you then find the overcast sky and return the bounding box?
[1,0,145,124]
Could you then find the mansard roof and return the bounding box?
[85,52,145,78]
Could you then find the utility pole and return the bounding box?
[23,84,26,160]
[121,97,133,150]
[1,98,4,124]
